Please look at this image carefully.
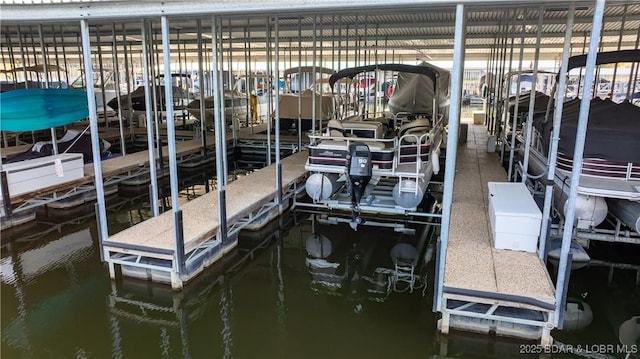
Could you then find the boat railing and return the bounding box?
[556,152,640,181]
[519,123,549,157]
[307,130,396,149]
[393,132,432,188]
[521,123,640,182]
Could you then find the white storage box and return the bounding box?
[488,182,542,253]
[0,153,84,198]
[473,111,485,125]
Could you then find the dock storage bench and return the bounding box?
[488,182,542,253]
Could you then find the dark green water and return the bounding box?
[1,189,639,358]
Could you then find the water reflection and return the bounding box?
[304,214,435,305]
[1,190,639,358]
[103,211,440,358]
[106,213,296,358]
[1,220,105,357]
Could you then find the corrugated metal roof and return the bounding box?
[0,1,638,63]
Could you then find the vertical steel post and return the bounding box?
[196,20,207,150]
[121,23,132,137]
[112,24,127,156]
[522,7,544,184]
[610,4,627,99]
[312,16,317,133]
[96,25,109,125]
[16,27,28,90]
[554,0,605,327]
[319,16,325,125]
[435,3,465,313]
[161,16,185,273]
[266,17,272,166]
[500,12,515,166]
[247,20,254,135]
[141,19,160,217]
[539,3,575,262]
[507,10,527,181]
[274,17,283,207]
[38,24,59,155]
[212,15,228,245]
[218,19,229,185]
[50,26,62,87]
[495,14,508,135]
[80,19,109,262]
[626,27,640,100]
[227,19,237,146]
[177,28,186,127]
[297,17,303,151]
[58,25,70,86]
[243,26,249,128]
[486,36,496,132]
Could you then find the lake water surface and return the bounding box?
[2,185,639,358]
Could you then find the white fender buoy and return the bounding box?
[431,151,440,175]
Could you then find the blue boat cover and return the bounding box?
[0,88,88,132]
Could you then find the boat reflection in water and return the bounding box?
[304,211,438,305]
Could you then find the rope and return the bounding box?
[56,124,92,157]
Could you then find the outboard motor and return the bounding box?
[346,142,372,230]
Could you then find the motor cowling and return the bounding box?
[347,142,373,205]
[346,142,372,230]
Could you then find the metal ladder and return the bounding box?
[393,258,416,293]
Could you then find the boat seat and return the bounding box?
[365,116,392,130]
[326,119,347,137]
[399,118,431,135]
[341,120,384,139]
[399,118,432,143]
[322,119,387,151]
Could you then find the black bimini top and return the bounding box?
[328,63,439,90]
[558,98,640,163]
[564,49,640,74]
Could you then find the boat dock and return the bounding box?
[102,150,308,289]
[0,123,298,214]
[438,124,556,344]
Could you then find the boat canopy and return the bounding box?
[329,63,440,89]
[566,49,640,72]
[0,88,88,132]
[388,62,450,117]
[558,98,640,163]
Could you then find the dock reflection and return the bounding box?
[106,211,300,358]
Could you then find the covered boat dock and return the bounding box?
[1,0,639,349]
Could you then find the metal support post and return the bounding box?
[141,19,160,217]
[539,3,575,261]
[80,19,109,261]
[435,4,465,313]
[522,7,544,184]
[554,0,605,328]
[274,17,283,207]
[161,15,186,272]
[212,15,228,245]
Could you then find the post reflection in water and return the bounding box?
[1,195,639,358]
